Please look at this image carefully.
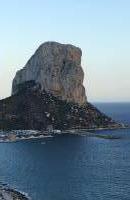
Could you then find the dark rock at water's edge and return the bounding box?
[0,81,122,131]
[0,184,29,200]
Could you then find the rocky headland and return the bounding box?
[0,42,124,132]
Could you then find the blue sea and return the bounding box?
[0,103,130,200]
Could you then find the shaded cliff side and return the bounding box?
[0,81,121,130]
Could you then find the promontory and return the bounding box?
[0,42,122,130]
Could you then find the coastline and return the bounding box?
[0,126,129,143]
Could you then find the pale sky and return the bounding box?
[0,0,130,102]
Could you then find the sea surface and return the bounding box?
[0,103,130,200]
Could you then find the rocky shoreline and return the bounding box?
[0,130,53,143]
[0,185,29,200]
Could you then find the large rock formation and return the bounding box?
[0,41,124,131]
[12,42,87,105]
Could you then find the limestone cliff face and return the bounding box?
[12,42,87,105]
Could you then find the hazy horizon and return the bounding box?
[0,0,130,102]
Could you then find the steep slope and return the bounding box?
[0,81,121,130]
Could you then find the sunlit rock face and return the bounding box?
[12,42,87,105]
